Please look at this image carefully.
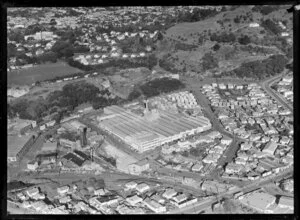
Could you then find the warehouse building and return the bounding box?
[97,105,211,152]
[8,135,36,162]
[239,190,276,213]
[262,141,278,155]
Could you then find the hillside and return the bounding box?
[156,5,293,79]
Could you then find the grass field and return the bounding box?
[8,62,82,86]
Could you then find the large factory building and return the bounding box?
[97,105,211,153]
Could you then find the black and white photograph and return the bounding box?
[6,5,294,215]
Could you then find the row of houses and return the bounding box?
[201,83,293,141]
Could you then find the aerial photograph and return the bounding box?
[7,5,294,215]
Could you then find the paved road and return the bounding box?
[166,167,293,214]
[185,80,245,142]
[260,71,292,112]
[184,80,245,173]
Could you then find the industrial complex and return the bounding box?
[97,103,212,153]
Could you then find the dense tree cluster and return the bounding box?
[100,54,158,70]
[8,43,17,58]
[96,22,166,35]
[8,103,17,118]
[73,45,90,54]
[224,54,288,79]
[210,32,236,43]
[7,181,34,191]
[8,30,24,43]
[233,16,241,24]
[9,99,32,120]
[8,82,119,122]
[174,42,198,51]
[51,40,74,58]
[159,58,179,73]
[119,35,155,54]
[176,8,221,23]
[37,51,58,63]
[24,24,46,35]
[202,52,219,71]
[285,46,293,59]
[198,34,206,45]
[261,19,282,36]
[127,88,142,101]
[233,13,253,24]
[189,147,205,157]
[67,59,93,71]
[212,43,221,51]
[139,77,185,98]
[252,5,279,15]
[68,8,85,17]
[238,35,251,45]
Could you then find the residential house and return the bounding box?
[57,186,69,195]
[27,160,39,171]
[126,195,143,206]
[136,183,150,193]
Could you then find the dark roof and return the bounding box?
[36,152,57,159]
[63,152,85,166]
[97,195,118,203]
[74,150,90,160]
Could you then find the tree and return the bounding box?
[50,18,57,26]
[128,88,142,101]
[261,19,282,36]
[51,40,74,58]
[140,78,185,98]
[202,52,219,71]
[212,43,221,51]
[7,43,17,58]
[189,148,201,157]
[60,30,76,44]
[157,31,164,41]
[7,103,17,118]
[253,6,278,15]
[210,32,236,43]
[238,35,251,45]
[73,45,90,53]
[9,31,24,42]
[286,47,294,59]
[181,151,189,157]
[230,54,288,79]
[37,51,58,63]
[92,97,108,110]
[233,16,240,23]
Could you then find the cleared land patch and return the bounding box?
[8,62,82,86]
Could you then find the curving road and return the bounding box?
[260,70,292,112]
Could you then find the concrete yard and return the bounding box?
[103,143,138,173]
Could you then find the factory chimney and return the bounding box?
[90,146,94,162]
[144,99,149,112]
[80,127,87,148]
